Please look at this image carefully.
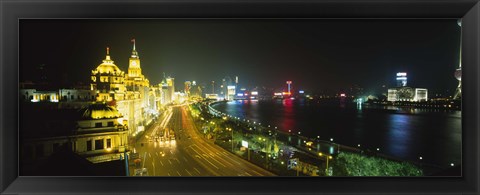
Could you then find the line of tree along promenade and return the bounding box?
[187,101,423,176]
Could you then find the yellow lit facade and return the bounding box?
[21,103,129,164]
[125,39,150,90]
[91,47,126,102]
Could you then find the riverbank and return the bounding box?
[189,101,428,176]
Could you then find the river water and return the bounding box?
[211,99,461,167]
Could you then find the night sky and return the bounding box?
[20,19,461,95]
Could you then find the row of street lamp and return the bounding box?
[204,103,459,170]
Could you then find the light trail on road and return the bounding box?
[130,105,275,176]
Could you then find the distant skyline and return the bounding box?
[20,19,461,95]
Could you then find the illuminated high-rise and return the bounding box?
[396,72,407,87]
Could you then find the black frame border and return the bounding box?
[1,0,479,194]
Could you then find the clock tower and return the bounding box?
[128,38,141,77]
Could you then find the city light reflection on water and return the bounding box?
[386,114,413,158]
[213,100,461,166]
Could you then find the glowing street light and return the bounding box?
[319,152,333,176]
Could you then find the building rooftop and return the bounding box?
[78,103,123,120]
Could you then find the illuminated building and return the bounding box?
[286,81,292,94]
[167,77,175,101]
[160,75,169,105]
[174,92,187,103]
[454,19,462,100]
[150,85,162,112]
[58,89,96,102]
[227,85,236,100]
[20,89,59,103]
[90,47,126,102]
[221,76,235,100]
[160,73,175,104]
[184,81,192,96]
[387,87,428,102]
[414,88,428,101]
[21,103,129,165]
[189,81,203,100]
[90,45,143,136]
[388,72,428,102]
[396,72,407,87]
[121,39,153,132]
[75,103,129,162]
[205,94,219,100]
[124,38,150,106]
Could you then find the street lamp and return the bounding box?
[319,152,333,176]
[228,128,234,152]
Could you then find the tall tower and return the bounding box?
[286,81,292,94]
[128,38,141,78]
[454,19,462,100]
[125,38,149,92]
[211,81,215,94]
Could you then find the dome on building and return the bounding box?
[95,63,122,74]
[94,47,123,74]
[78,103,123,120]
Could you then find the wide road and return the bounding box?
[130,105,275,176]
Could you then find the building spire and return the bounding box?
[132,38,136,51]
[103,46,113,63]
[131,38,138,58]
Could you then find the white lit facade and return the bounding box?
[387,87,428,102]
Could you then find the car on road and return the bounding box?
[134,168,148,176]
